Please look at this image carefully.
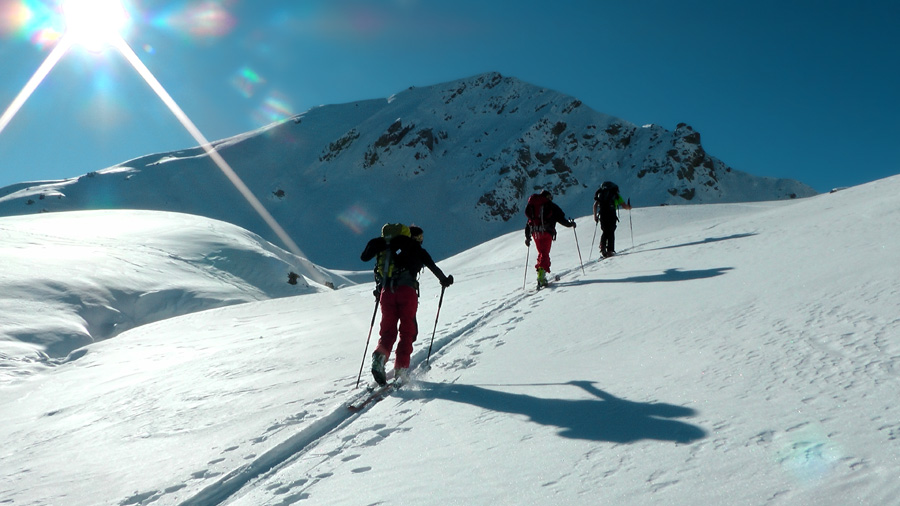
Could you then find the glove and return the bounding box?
[373,287,381,301]
[594,215,599,223]
[441,275,454,287]
[525,237,531,247]
[569,220,577,228]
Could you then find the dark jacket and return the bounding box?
[525,200,574,241]
[361,235,450,291]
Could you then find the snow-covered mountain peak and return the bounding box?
[0,72,816,269]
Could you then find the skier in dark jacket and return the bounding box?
[524,190,576,287]
[361,225,453,385]
[593,182,631,258]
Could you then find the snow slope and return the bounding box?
[0,210,349,380]
[1,175,897,506]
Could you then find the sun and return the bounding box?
[1,0,307,267]
[61,0,130,51]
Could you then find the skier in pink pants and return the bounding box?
[361,225,453,385]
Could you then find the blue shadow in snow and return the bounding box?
[640,233,757,253]
[401,380,706,444]
[556,267,733,286]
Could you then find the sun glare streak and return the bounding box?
[1,5,316,283]
[110,36,307,262]
[0,35,72,138]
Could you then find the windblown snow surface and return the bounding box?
[1,175,898,505]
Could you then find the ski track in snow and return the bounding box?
[189,251,675,506]
[215,250,711,505]
[173,266,560,505]
[185,240,644,506]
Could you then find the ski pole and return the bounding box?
[571,219,585,274]
[426,285,446,366]
[589,220,598,261]
[355,295,380,388]
[628,198,634,250]
[522,243,530,290]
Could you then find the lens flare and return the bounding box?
[29,26,61,48]
[153,0,235,40]
[775,426,842,483]
[0,1,315,282]
[2,0,62,49]
[231,66,265,99]
[0,1,32,35]
[252,91,293,127]
[338,205,374,235]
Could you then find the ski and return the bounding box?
[597,251,623,261]
[347,381,401,412]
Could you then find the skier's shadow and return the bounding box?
[641,233,757,253]
[558,267,732,286]
[401,380,706,444]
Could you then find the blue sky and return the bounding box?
[1,0,897,193]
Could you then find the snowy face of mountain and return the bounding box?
[0,72,816,269]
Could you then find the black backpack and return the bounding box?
[595,181,619,209]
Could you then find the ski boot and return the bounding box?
[536,268,549,288]
[371,351,387,386]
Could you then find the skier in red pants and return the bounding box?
[375,284,418,379]
[524,190,576,288]
[361,225,453,385]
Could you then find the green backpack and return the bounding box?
[375,223,411,284]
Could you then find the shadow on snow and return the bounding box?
[634,233,757,253]
[558,267,733,286]
[401,380,706,444]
